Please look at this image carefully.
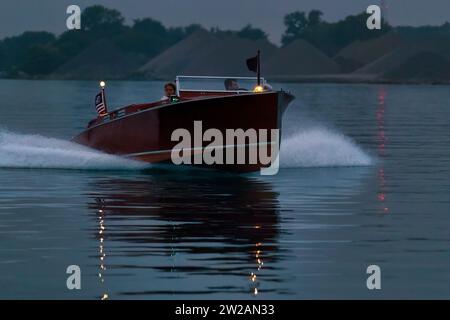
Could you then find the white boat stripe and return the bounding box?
[124,141,276,158]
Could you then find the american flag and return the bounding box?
[95,91,107,116]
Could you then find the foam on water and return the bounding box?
[279,127,373,168]
[0,130,148,170]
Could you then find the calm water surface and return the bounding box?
[0,80,449,299]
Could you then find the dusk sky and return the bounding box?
[1,0,449,44]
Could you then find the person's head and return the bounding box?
[164,83,176,97]
[224,78,239,90]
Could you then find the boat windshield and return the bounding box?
[175,76,266,94]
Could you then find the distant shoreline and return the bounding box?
[0,75,449,86]
[263,74,450,85]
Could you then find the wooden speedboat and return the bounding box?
[72,76,294,172]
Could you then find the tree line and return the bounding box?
[0,5,448,78]
[0,5,271,77]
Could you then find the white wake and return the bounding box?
[0,127,372,170]
[279,128,373,168]
[0,130,147,170]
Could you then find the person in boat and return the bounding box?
[224,78,239,90]
[224,78,247,91]
[161,82,177,101]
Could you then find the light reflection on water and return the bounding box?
[87,172,281,299]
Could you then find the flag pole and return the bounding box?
[100,81,107,113]
[257,50,261,86]
[102,87,107,111]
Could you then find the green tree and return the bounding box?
[281,10,391,56]
[55,30,95,60]
[166,24,204,45]
[81,5,125,33]
[115,18,167,57]
[331,12,390,49]
[20,44,64,75]
[0,31,56,70]
[282,11,309,45]
[183,24,204,35]
[237,24,268,41]
[0,44,5,71]
[308,10,323,27]
[132,18,166,35]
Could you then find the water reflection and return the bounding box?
[96,201,109,300]
[377,86,389,214]
[87,170,281,298]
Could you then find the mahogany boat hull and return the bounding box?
[73,91,294,172]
